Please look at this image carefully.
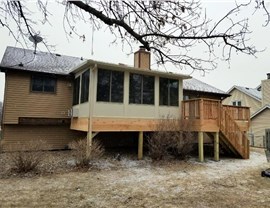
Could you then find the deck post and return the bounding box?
[214,132,219,161]
[138,131,144,160]
[198,131,204,162]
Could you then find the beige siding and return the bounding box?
[1,124,86,151]
[251,108,270,147]
[3,71,73,124]
[262,79,270,106]
[222,88,261,115]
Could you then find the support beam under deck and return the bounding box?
[138,131,144,160]
[198,131,204,162]
[214,132,219,161]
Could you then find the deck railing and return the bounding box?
[182,98,220,120]
[220,108,249,158]
[182,99,250,123]
[222,105,250,121]
[182,98,250,159]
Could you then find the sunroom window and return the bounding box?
[159,78,179,106]
[97,69,124,103]
[129,73,155,105]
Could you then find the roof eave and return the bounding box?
[183,89,231,98]
[227,86,261,102]
[251,105,270,119]
[71,59,191,79]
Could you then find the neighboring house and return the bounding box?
[223,74,270,148]
[222,86,261,115]
[0,46,250,161]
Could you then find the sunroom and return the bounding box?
[70,50,190,133]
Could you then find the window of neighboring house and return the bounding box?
[232,101,242,106]
[97,69,124,103]
[159,78,179,106]
[129,73,155,105]
[73,76,80,105]
[80,70,90,103]
[31,75,56,93]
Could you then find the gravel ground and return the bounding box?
[0,148,269,208]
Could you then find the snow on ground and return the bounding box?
[0,148,269,208]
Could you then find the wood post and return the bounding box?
[86,129,92,158]
[214,132,219,161]
[138,131,144,160]
[198,131,204,162]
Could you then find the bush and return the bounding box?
[69,138,104,168]
[148,118,195,160]
[7,140,48,173]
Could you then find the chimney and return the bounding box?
[261,73,270,106]
[134,46,151,70]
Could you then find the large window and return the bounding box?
[97,69,124,103]
[73,76,80,105]
[80,70,90,103]
[31,75,56,93]
[159,78,179,106]
[129,73,155,105]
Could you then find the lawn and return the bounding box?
[0,148,270,208]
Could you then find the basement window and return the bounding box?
[159,78,179,106]
[129,73,155,105]
[31,75,56,93]
[97,69,124,103]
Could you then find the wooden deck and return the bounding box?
[182,99,250,159]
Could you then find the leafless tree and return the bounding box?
[0,0,269,71]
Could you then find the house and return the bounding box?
[0,46,250,161]
[0,46,86,151]
[222,74,270,148]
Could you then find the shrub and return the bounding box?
[69,138,104,168]
[148,118,194,160]
[7,140,48,173]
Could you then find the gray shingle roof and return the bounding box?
[183,78,228,95]
[228,86,262,101]
[0,46,85,75]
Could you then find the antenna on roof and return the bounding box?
[29,34,43,54]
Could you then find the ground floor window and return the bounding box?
[129,73,155,105]
[159,78,179,106]
[97,69,124,103]
[73,76,80,105]
[31,75,56,93]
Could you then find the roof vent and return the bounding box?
[245,87,249,90]
[55,53,61,57]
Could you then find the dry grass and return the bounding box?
[0,148,269,208]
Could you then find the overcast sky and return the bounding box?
[1,1,270,101]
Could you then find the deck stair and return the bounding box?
[182,99,250,159]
